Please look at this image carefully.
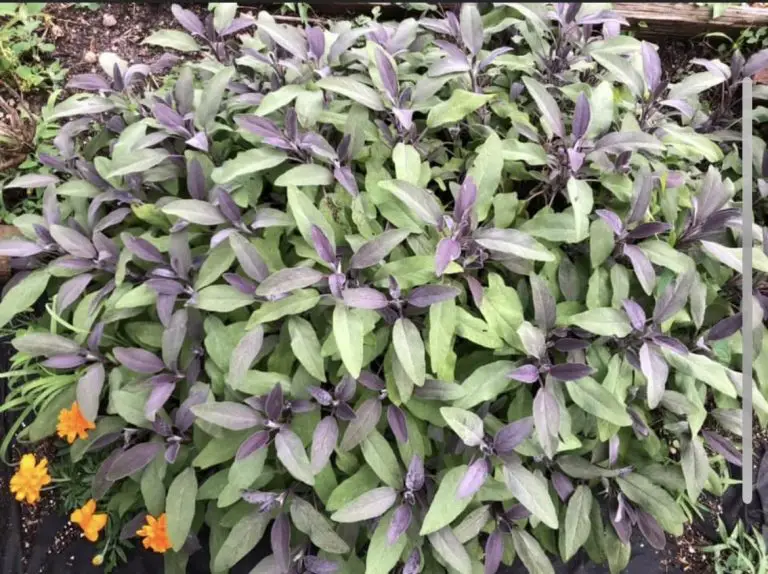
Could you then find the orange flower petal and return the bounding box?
[136,513,172,553]
[56,403,95,444]
[9,454,51,506]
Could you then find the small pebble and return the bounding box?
[103,13,117,27]
[83,51,97,64]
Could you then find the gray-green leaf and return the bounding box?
[0,270,50,330]
[562,485,593,561]
[333,304,364,378]
[681,436,710,501]
[288,317,325,381]
[454,361,515,409]
[330,487,397,523]
[426,90,495,128]
[316,76,384,111]
[161,200,226,226]
[502,460,559,529]
[211,148,288,184]
[212,510,270,572]
[361,430,403,489]
[166,468,198,551]
[378,180,443,226]
[194,67,234,130]
[420,465,473,535]
[616,473,686,535]
[274,164,334,187]
[340,399,382,451]
[289,497,350,554]
[427,527,473,574]
[522,77,564,138]
[142,30,200,52]
[439,407,484,447]
[473,228,555,261]
[568,308,632,337]
[366,509,409,574]
[511,528,555,574]
[275,428,314,485]
[393,318,426,386]
[565,378,632,427]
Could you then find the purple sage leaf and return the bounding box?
[113,347,165,374]
[484,530,503,574]
[271,514,291,572]
[622,299,647,331]
[310,416,338,473]
[457,458,489,499]
[459,3,483,55]
[454,177,477,223]
[493,417,534,454]
[635,508,666,550]
[387,405,409,444]
[106,443,164,481]
[236,430,271,460]
[551,471,574,502]
[507,364,540,384]
[639,342,668,409]
[548,363,594,381]
[435,238,461,277]
[374,46,398,101]
[641,41,662,92]
[256,267,324,298]
[626,222,671,240]
[145,382,176,422]
[405,455,424,491]
[595,209,624,236]
[342,287,389,310]
[350,230,410,270]
[407,285,460,308]
[706,313,742,341]
[340,399,382,451]
[623,244,656,295]
[387,504,412,545]
[533,386,560,459]
[43,354,86,369]
[311,225,336,264]
[702,430,742,466]
[572,92,591,140]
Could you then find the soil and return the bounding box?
[43,3,207,78]
[13,439,59,567]
[671,494,722,574]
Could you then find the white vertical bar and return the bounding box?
[743,78,753,504]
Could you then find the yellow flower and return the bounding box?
[56,402,95,444]
[9,454,51,504]
[71,499,108,542]
[91,554,104,566]
[137,513,172,553]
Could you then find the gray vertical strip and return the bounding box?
[743,78,753,504]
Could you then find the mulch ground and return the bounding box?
[43,3,207,77]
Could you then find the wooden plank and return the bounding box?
[279,2,767,41]
[614,3,768,38]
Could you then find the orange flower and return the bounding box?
[9,454,51,504]
[70,499,108,542]
[137,513,172,553]
[56,402,95,444]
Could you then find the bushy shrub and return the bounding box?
[0,3,766,573]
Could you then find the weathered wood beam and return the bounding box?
[614,3,768,39]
